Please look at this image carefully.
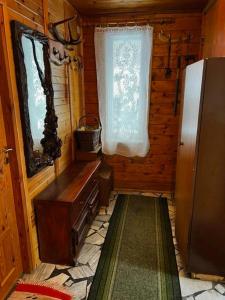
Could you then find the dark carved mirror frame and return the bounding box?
[11,20,62,177]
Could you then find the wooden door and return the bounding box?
[175,60,205,266]
[0,7,22,300]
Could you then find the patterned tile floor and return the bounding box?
[15,192,225,300]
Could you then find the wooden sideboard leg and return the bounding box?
[98,163,113,207]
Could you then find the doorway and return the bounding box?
[0,5,24,299]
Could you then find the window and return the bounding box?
[95,26,153,157]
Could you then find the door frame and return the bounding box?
[0,1,33,272]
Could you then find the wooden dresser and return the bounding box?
[34,160,101,266]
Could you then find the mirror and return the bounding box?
[22,36,46,155]
[11,21,62,177]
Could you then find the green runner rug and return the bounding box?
[88,194,181,300]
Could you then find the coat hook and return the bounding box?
[53,47,59,55]
[159,30,192,44]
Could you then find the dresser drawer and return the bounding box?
[72,207,90,258]
[71,179,98,225]
[88,189,99,223]
[82,178,98,201]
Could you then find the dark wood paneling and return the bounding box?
[202,0,225,58]
[70,0,207,15]
[7,0,44,26]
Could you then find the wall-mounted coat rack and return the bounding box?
[158,30,192,43]
[158,30,197,116]
[49,39,83,70]
[49,39,70,65]
[48,15,82,46]
[158,30,193,78]
[48,14,83,68]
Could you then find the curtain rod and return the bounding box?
[82,18,175,27]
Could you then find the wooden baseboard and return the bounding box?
[191,273,225,283]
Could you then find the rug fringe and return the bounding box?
[17,279,74,297]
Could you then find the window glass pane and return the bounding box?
[111,35,142,141]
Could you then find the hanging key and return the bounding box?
[2,148,13,164]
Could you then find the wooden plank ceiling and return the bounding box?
[71,0,208,15]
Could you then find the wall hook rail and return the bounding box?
[158,30,192,44]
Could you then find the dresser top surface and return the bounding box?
[34,160,101,204]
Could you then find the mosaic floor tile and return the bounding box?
[46,273,69,285]
[90,220,103,230]
[23,263,55,282]
[180,277,213,297]
[68,265,94,280]
[65,279,74,287]
[95,214,111,222]
[86,229,95,237]
[77,244,101,265]
[215,284,225,294]
[68,280,87,299]
[103,222,109,228]
[98,227,107,238]
[85,232,105,245]
[195,290,225,299]
[86,283,91,297]
[88,250,101,273]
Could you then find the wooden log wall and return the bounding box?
[1,0,84,269]
[201,0,225,57]
[82,13,202,192]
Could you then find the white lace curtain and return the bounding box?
[94,26,153,157]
